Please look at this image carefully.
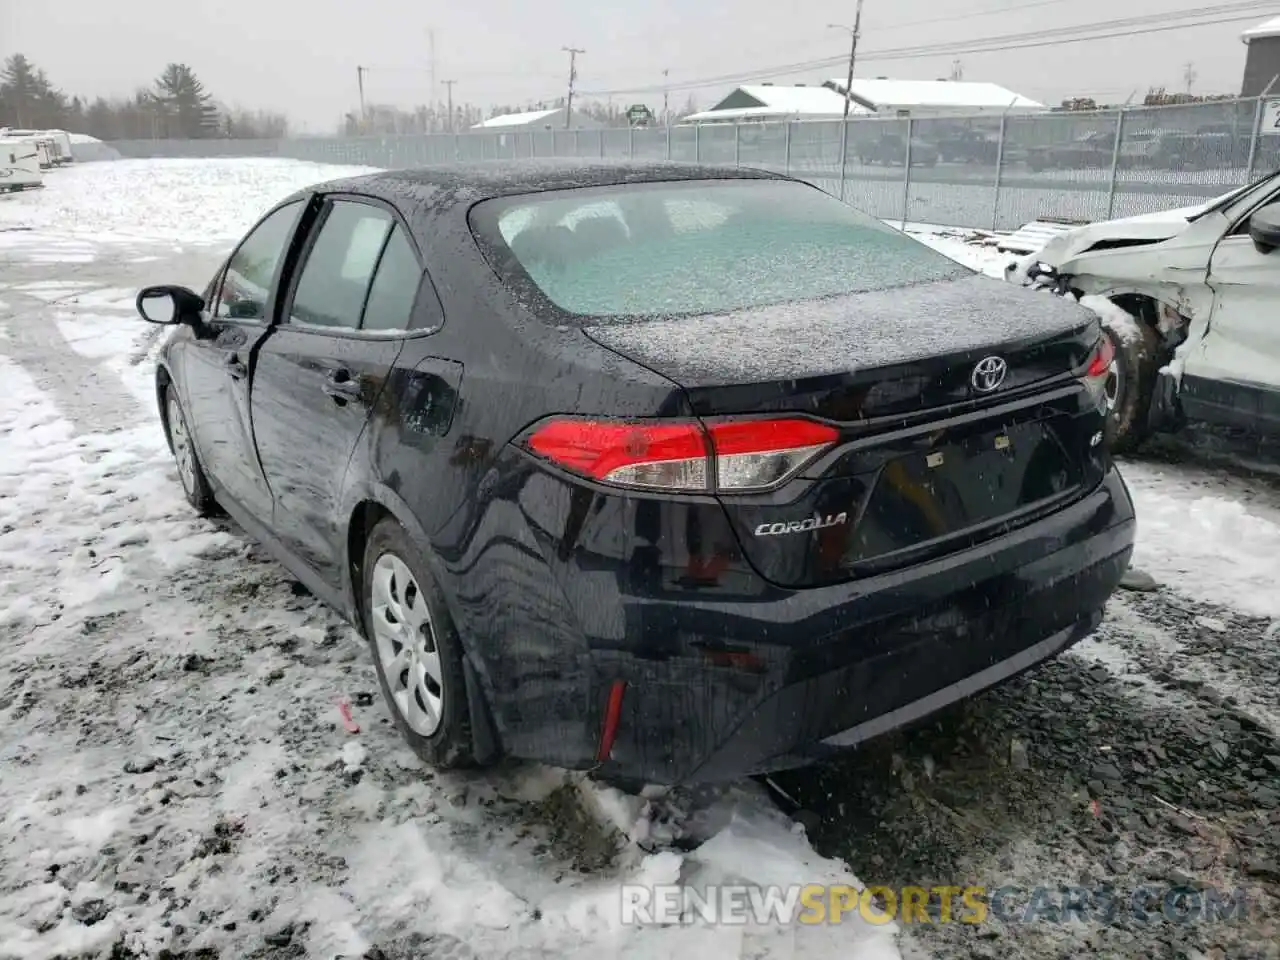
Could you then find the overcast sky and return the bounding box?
[0,0,1267,130]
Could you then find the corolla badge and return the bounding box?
[970,356,1008,393]
[753,512,849,537]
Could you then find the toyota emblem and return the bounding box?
[970,356,1008,393]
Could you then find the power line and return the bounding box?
[578,1,1276,97]
[872,0,1086,34]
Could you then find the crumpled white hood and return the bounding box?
[1030,203,1208,270]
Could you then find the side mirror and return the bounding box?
[136,285,204,325]
[1248,203,1280,254]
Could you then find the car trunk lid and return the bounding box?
[583,275,1106,588]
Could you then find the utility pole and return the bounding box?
[443,80,456,133]
[663,68,670,126]
[356,65,367,132]
[563,46,584,129]
[429,29,437,110]
[828,0,865,122]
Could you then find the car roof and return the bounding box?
[284,160,791,236]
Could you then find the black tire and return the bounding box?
[1105,321,1163,455]
[163,386,217,516]
[360,518,475,769]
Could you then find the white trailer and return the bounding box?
[0,128,73,164]
[0,139,44,192]
[32,139,54,169]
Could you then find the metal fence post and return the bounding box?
[573,129,581,158]
[1105,109,1125,221]
[666,125,672,160]
[734,124,741,166]
[1247,96,1266,182]
[901,117,913,229]
[838,120,849,203]
[991,113,1008,231]
[695,123,701,163]
[784,121,792,174]
[628,126,635,158]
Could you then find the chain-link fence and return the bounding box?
[101,96,1280,231]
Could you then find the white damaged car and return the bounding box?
[1005,171,1280,451]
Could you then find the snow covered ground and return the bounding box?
[1,160,1277,960]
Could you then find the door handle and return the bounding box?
[322,371,363,403]
[225,355,247,380]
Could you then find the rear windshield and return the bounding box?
[468,178,970,320]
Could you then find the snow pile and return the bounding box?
[1079,294,1143,347]
[1122,460,1280,618]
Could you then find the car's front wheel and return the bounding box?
[165,388,217,515]
[361,518,476,769]
[1104,321,1163,454]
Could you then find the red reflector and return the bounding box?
[706,418,840,455]
[1085,336,1115,378]
[596,680,626,762]
[526,418,707,483]
[702,649,767,673]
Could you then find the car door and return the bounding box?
[249,195,421,592]
[1181,192,1280,435]
[181,198,311,524]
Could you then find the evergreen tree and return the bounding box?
[153,63,212,138]
[1,54,66,128]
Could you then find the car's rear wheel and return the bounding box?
[361,518,475,768]
[165,389,216,516]
[1104,321,1163,454]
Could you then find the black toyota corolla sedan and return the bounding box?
[135,160,1135,785]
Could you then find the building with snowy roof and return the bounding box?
[471,107,602,131]
[680,84,872,124]
[1241,17,1280,96]
[822,78,1043,117]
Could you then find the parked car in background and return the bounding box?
[935,128,1000,165]
[858,133,940,167]
[1007,167,1280,451]
[135,160,1134,786]
[1027,131,1115,171]
[1154,129,1243,171]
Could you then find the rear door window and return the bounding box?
[361,225,422,332]
[288,201,393,329]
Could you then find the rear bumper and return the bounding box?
[450,462,1134,786]
[587,466,1134,785]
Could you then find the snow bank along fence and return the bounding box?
[101,97,1279,231]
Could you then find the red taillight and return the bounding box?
[526,419,709,490]
[522,416,839,493]
[1084,335,1115,379]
